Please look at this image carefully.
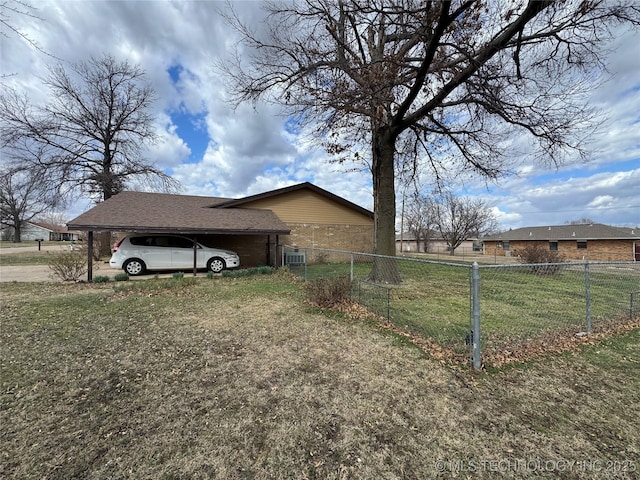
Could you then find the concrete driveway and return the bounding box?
[0,244,194,282]
[0,244,101,282]
[0,265,57,282]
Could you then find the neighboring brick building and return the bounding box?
[67,182,374,268]
[482,223,640,261]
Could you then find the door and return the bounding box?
[128,235,172,269]
[145,236,173,269]
[170,236,199,269]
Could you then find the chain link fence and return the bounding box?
[283,246,640,369]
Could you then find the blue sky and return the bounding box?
[1,1,639,230]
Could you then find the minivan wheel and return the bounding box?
[124,258,146,276]
[207,257,226,274]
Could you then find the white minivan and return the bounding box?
[109,235,240,276]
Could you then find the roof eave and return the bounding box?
[67,224,291,235]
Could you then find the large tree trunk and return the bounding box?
[369,128,402,284]
[13,221,22,243]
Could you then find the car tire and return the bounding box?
[123,258,146,276]
[207,257,226,274]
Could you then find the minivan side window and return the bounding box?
[171,236,194,249]
[130,236,150,246]
[154,236,172,247]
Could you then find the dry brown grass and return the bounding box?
[1,275,639,479]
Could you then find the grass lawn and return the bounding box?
[0,250,60,266]
[1,273,639,479]
[303,260,639,362]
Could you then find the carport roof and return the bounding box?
[67,191,291,235]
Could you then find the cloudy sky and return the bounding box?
[1,1,639,230]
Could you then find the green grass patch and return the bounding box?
[298,260,639,366]
[0,251,59,265]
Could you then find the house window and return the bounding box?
[577,240,587,249]
[549,241,558,251]
[503,241,510,251]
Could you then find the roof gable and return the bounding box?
[211,182,374,219]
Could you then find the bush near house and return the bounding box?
[514,244,565,275]
[47,250,88,282]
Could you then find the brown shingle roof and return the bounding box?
[67,191,290,235]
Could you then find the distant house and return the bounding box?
[67,182,374,267]
[395,231,477,254]
[0,221,79,242]
[482,223,640,261]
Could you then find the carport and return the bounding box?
[66,191,291,282]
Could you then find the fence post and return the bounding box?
[350,253,354,282]
[585,262,592,334]
[472,262,481,370]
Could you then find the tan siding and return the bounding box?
[239,190,373,226]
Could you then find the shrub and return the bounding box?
[92,275,110,283]
[114,272,130,282]
[514,245,565,275]
[47,251,88,281]
[172,272,184,279]
[305,276,352,308]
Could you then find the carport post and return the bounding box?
[87,231,93,283]
[193,236,198,277]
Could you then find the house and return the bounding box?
[481,223,640,261]
[66,182,374,268]
[395,231,477,254]
[0,221,80,242]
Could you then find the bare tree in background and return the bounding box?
[0,54,178,202]
[221,0,639,282]
[565,218,597,225]
[433,191,497,256]
[403,192,437,253]
[0,163,61,242]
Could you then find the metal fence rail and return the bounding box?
[284,246,640,369]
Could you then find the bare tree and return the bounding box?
[0,54,178,202]
[565,218,597,225]
[0,0,51,65]
[221,0,639,281]
[433,191,497,256]
[403,192,436,253]
[0,163,61,242]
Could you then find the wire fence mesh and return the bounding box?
[283,246,640,368]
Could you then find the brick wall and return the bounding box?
[285,223,374,254]
[484,240,636,261]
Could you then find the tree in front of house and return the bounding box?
[433,191,497,256]
[221,0,639,282]
[0,163,61,242]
